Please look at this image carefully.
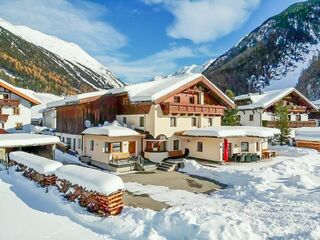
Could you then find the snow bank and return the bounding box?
[0,133,60,148]
[82,121,140,137]
[9,151,62,175]
[54,149,83,165]
[295,127,320,141]
[55,165,124,195]
[183,126,280,138]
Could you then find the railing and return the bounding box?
[0,114,9,122]
[264,120,317,128]
[287,105,307,113]
[161,102,225,115]
[0,99,20,107]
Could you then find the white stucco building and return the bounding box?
[0,80,40,133]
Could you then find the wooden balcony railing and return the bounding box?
[264,120,317,128]
[0,114,9,122]
[287,105,307,113]
[161,102,225,115]
[0,99,20,107]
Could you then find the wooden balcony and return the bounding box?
[0,114,9,122]
[287,105,307,113]
[0,99,20,107]
[161,102,225,115]
[264,120,317,128]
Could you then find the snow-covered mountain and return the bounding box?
[171,59,214,76]
[203,0,320,100]
[0,19,124,95]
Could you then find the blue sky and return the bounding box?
[0,0,304,83]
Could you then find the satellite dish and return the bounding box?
[103,121,110,126]
[85,120,91,128]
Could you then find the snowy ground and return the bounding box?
[1,146,320,239]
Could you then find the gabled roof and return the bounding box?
[108,73,235,108]
[235,88,318,111]
[82,121,141,137]
[0,79,41,105]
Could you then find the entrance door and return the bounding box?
[129,141,136,155]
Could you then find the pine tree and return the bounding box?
[274,101,290,145]
[222,89,240,126]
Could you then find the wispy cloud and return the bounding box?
[0,0,127,54]
[143,0,260,43]
[97,46,201,83]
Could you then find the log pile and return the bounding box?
[56,179,123,216]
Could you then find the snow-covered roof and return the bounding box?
[9,151,62,175]
[82,121,140,137]
[0,134,60,148]
[108,73,234,107]
[235,88,317,110]
[47,90,108,108]
[183,126,280,138]
[295,127,320,142]
[0,79,41,105]
[55,165,124,195]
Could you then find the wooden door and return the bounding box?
[129,141,136,155]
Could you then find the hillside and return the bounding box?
[203,0,320,100]
[0,19,124,95]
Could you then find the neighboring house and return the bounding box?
[180,126,279,162]
[53,73,235,167]
[40,107,57,129]
[234,88,318,128]
[0,79,40,133]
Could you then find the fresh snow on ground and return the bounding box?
[0,146,320,239]
[54,149,84,166]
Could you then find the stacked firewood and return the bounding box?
[56,179,123,216]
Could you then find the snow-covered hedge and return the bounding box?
[55,165,124,195]
[9,151,63,175]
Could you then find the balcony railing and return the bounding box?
[264,120,317,128]
[287,105,307,113]
[161,102,225,115]
[0,99,20,107]
[0,114,9,122]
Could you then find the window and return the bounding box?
[173,140,179,151]
[174,96,180,103]
[103,142,109,153]
[241,142,249,152]
[90,140,94,151]
[170,117,177,127]
[66,138,71,146]
[197,142,203,152]
[15,122,23,130]
[256,142,260,151]
[249,114,254,121]
[189,96,195,104]
[191,117,197,127]
[139,117,144,127]
[112,142,121,152]
[123,97,129,105]
[288,115,292,121]
[77,139,81,149]
[13,107,20,115]
[208,118,213,126]
[3,94,8,99]
[296,115,301,121]
[62,137,65,142]
[123,117,127,124]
